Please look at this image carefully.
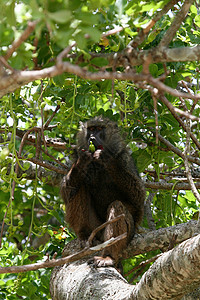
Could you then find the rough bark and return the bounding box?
[50,224,200,300]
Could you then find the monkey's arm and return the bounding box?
[61,152,92,202]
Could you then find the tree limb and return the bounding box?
[158,0,193,48]
[1,46,200,97]
[4,21,38,60]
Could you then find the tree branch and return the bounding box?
[4,21,38,60]
[150,128,200,166]
[133,234,200,299]
[129,0,180,48]
[160,94,200,150]
[0,234,127,274]
[1,45,200,98]
[50,232,200,300]
[1,219,198,276]
[158,0,193,48]
[145,181,200,190]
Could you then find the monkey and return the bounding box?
[61,116,145,267]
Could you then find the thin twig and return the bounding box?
[0,57,15,71]
[125,253,162,282]
[145,181,200,191]
[56,43,76,67]
[160,94,200,150]
[183,117,200,225]
[102,26,124,37]
[88,214,126,246]
[150,127,200,166]
[17,154,67,175]
[0,233,127,274]
[40,80,48,152]
[152,89,159,143]
[44,105,60,129]
[173,107,200,121]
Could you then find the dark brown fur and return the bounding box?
[61,116,145,266]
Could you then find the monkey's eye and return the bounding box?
[88,126,95,131]
[88,126,103,132]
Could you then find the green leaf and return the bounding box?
[6,1,16,26]
[47,10,72,23]
[80,26,101,43]
[75,11,99,25]
[194,15,200,27]
[149,64,158,76]
[190,5,197,14]
[133,149,151,172]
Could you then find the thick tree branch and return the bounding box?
[124,220,198,257]
[133,234,200,299]
[1,46,200,97]
[50,232,200,300]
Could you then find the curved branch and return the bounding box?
[1,64,200,101]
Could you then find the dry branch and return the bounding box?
[1,65,200,101]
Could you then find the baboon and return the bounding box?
[61,116,145,267]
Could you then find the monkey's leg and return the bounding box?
[91,200,134,267]
[65,185,101,243]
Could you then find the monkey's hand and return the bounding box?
[77,149,93,167]
[93,149,103,160]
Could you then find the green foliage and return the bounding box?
[0,0,200,296]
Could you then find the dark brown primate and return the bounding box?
[61,116,145,267]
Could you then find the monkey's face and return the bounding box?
[77,117,122,157]
[87,125,105,152]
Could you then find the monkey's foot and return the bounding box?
[88,255,114,267]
